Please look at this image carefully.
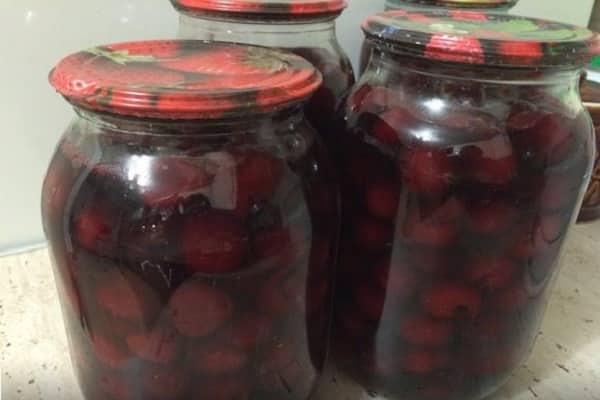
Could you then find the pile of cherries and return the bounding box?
[330,68,592,399]
[42,118,337,400]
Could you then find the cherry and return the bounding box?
[408,250,455,276]
[252,227,294,267]
[460,138,517,185]
[73,204,118,256]
[370,107,415,146]
[494,284,529,312]
[142,366,188,399]
[201,376,250,400]
[91,334,130,369]
[401,147,456,198]
[95,269,161,323]
[401,349,449,374]
[399,314,454,347]
[467,199,517,235]
[353,283,386,321]
[125,326,180,364]
[180,212,248,274]
[169,281,234,337]
[136,156,212,207]
[233,150,284,216]
[353,216,393,251]
[464,257,518,291]
[421,282,482,319]
[403,198,463,247]
[191,343,249,376]
[227,313,273,351]
[508,111,573,164]
[99,373,133,400]
[365,180,401,220]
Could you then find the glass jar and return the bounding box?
[330,11,597,400]
[579,56,600,221]
[359,0,519,74]
[42,40,339,400]
[170,0,355,146]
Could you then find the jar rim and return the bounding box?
[49,40,322,120]
[363,10,600,68]
[170,0,347,20]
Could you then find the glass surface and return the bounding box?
[329,50,594,400]
[42,107,339,400]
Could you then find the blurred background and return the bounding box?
[0,0,595,254]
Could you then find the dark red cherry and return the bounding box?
[191,343,249,376]
[399,314,453,347]
[371,107,415,145]
[125,326,180,364]
[353,216,393,251]
[91,334,130,369]
[180,212,248,274]
[464,257,518,291]
[169,281,234,337]
[400,349,449,374]
[401,148,456,198]
[460,138,517,185]
[95,269,161,323]
[366,180,401,220]
[353,282,386,321]
[137,156,213,207]
[403,198,464,247]
[227,313,273,351]
[421,282,482,319]
[73,204,118,255]
[467,199,517,235]
[494,284,529,312]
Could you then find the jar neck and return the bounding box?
[74,106,306,137]
[366,47,583,87]
[178,14,337,48]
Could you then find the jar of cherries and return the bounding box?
[579,56,600,221]
[169,0,355,147]
[330,10,597,400]
[359,0,519,74]
[42,40,339,400]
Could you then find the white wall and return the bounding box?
[0,0,594,254]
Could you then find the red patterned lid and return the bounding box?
[387,0,517,9]
[49,40,322,120]
[171,0,347,18]
[363,10,600,67]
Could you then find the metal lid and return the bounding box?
[386,0,518,9]
[363,10,599,67]
[170,0,347,19]
[49,40,322,120]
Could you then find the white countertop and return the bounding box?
[2,222,600,400]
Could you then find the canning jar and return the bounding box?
[579,56,600,221]
[359,0,519,74]
[42,40,339,400]
[170,0,355,146]
[330,10,597,400]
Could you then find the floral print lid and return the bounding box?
[363,10,600,67]
[388,0,518,8]
[49,40,322,119]
[170,0,347,18]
